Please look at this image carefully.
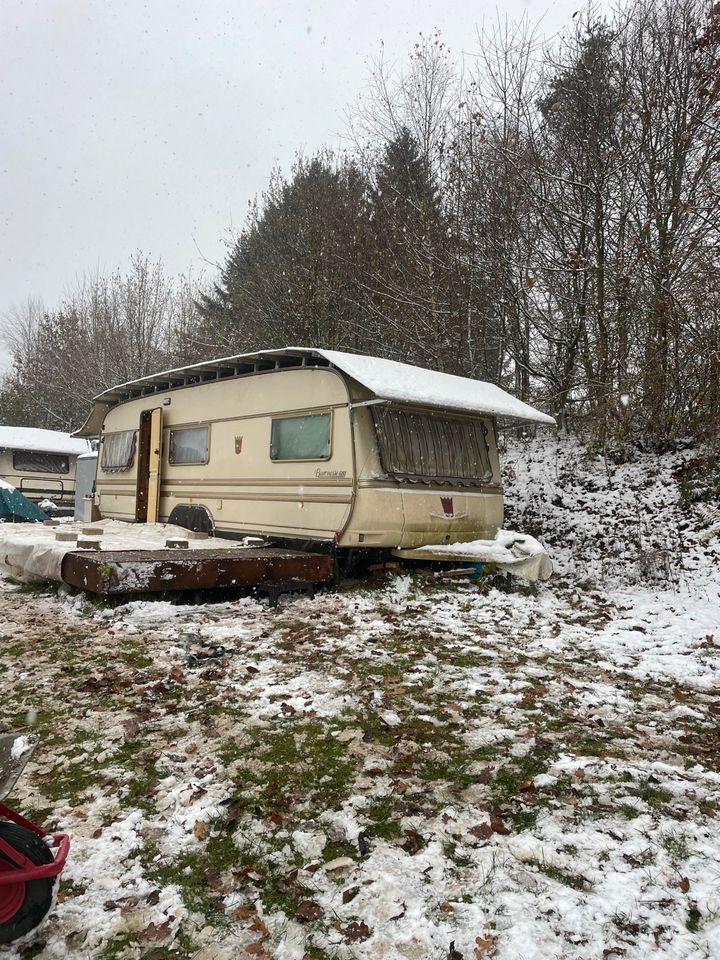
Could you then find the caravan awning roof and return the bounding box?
[75,348,555,436]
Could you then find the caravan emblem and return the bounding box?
[441,496,454,517]
[234,436,243,454]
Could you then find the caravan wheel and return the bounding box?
[0,822,56,944]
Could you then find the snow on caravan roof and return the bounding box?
[0,425,91,456]
[320,350,556,425]
[76,348,555,436]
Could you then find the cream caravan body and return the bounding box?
[0,426,91,506]
[77,349,554,550]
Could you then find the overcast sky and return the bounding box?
[1,0,591,372]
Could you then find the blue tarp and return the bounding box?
[0,483,49,522]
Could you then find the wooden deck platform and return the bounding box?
[60,547,334,596]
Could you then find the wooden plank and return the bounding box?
[61,547,333,595]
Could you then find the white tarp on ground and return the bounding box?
[0,519,248,584]
[0,425,91,455]
[393,529,553,581]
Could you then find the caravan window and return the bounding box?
[12,450,69,474]
[372,407,493,485]
[101,430,136,472]
[271,412,331,461]
[169,426,209,464]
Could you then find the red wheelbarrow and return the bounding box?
[0,733,70,944]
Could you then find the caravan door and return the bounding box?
[135,408,163,522]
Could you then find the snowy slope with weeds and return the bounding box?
[0,434,718,960]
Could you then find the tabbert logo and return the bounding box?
[234,436,243,454]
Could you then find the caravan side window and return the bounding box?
[169,426,209,464]
[12,450,69,474]
[101,430,136,472]
[271,412,331,461]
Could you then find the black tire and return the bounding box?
[0,821,56,944]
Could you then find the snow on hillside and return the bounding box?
[0,434,718,960]
[503,432,720,589]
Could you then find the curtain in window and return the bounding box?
[271,413,331,460]
[101,430,136,472]
[169,426,209,464]
[372,407,492,485]
[12,450,70,474]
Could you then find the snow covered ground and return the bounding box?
[1,434,718,959]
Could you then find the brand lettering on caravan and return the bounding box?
[314,468,347,479]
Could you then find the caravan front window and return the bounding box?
[271,412,331,461]
[372,407,493,485]
[12,450,69,474]
[169,426,210,464]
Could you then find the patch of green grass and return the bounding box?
[99,933,137,960]
[364,796,403,839]
[532,859,590,890]
[121,763,169,813]
[661,831,692,861]
[491,749,555,829]
[558,843,578,856]
[120,648,154,668]
[147,848,229,923]
[633,779,673,809]
[256,720,357,812]
[38,759,102,804]
[323,839,358,862]
[612,911,647,935]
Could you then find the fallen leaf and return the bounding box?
[121,717,140,738]
[490,813,510,835]
[232,905,256,920]
[389,902,407,920]
[469,823,493,840]
[193,820,210,840]
[249,917,270,938]
[474,933,498,958]
[139,920,172,943]
[679,876,690,893]
[343,921,371,943]
[403,828,424,854]
[204,867,224,891]
[296,899,324,922]
[245,944,271,958]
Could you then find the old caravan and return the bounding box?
[0,426,92,507]
[77,348,554,550]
